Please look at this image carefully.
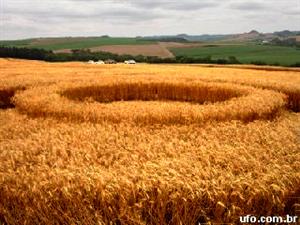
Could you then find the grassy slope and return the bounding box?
[170,44,300,65]
[0,39,34,47]
[0,37,155,50]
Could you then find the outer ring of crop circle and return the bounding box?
[14,80,287,125]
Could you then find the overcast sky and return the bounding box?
[0,0,299,40]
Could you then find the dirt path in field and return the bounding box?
[88,43,174,58]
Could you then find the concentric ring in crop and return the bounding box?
[14,78,287,125]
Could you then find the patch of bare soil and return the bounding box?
[88,44,174,58]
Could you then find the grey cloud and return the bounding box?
[229,2,266,10]
[65,0,220,10]
[128,0,219,11]
[1,0,299,40]
[282,9,300,16]
[2,0,164,22]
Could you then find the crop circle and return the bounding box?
[14,79,287,125]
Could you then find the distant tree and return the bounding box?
[228,56,241,64]
[251,60,267,66]
[0,46,51,60]
[271,38,299,47]
[215,59,228,64]
[290,62,300,67]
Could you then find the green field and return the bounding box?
[0,37,155,51]
[1,38,300,66]
[170,44,300,66]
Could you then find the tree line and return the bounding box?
[0,46,299,67]
[270,38,300,48]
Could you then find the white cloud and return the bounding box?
[0,0,299,39]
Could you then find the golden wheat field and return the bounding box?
[0,58,299,224]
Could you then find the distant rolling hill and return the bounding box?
[142,30,300,42]
[1,30,299,51]
[0,36,155,51]
[1,30,299,65]
[0,36,203,58]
